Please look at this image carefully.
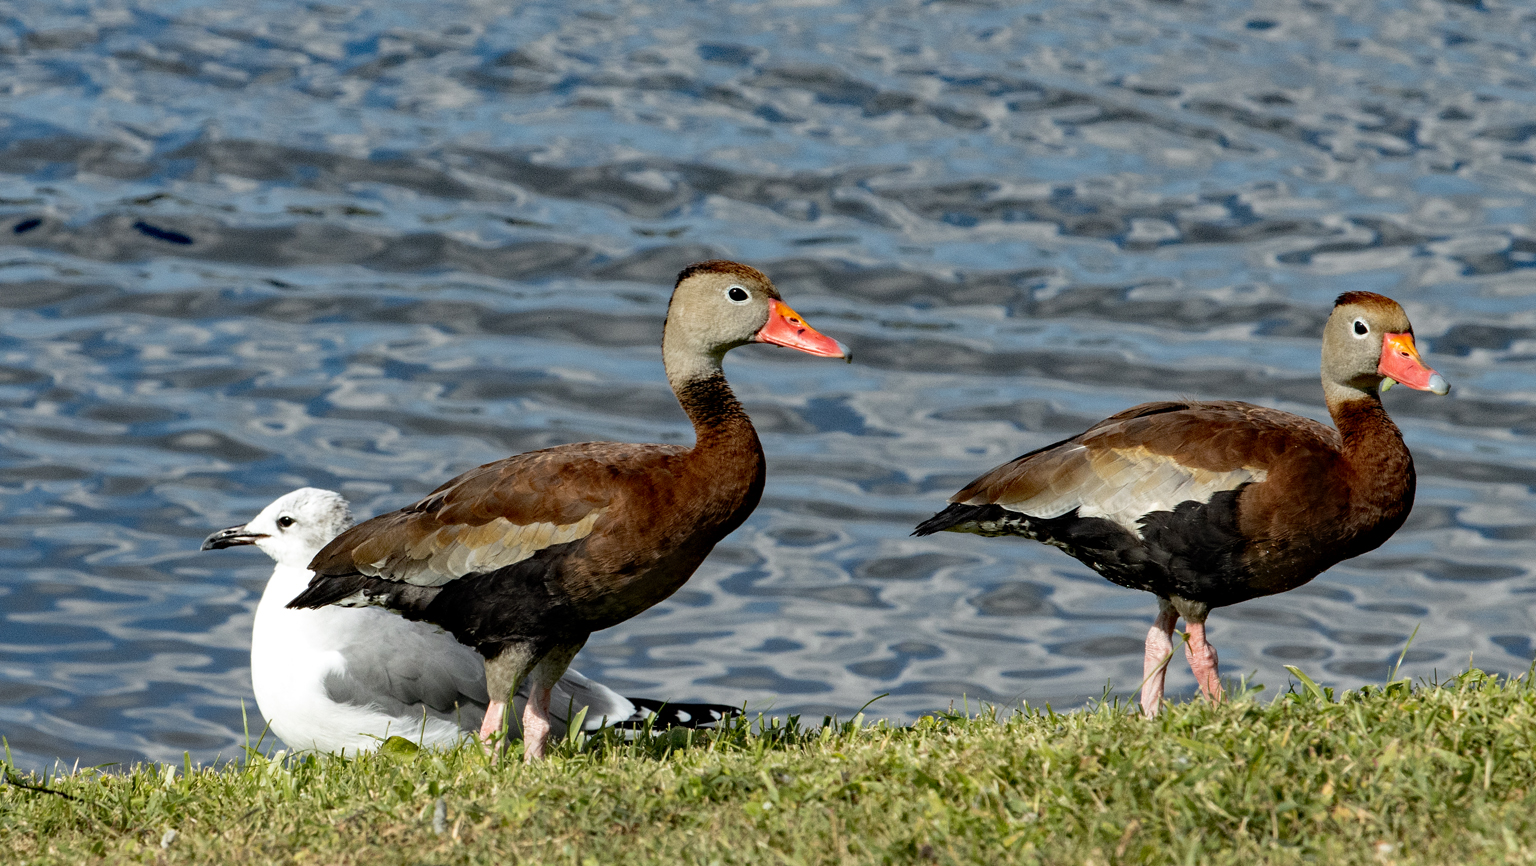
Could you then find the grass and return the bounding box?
[6,667,1536,864]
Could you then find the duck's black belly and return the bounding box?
[920,494,1279,609]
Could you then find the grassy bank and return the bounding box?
[6,668,1536,865]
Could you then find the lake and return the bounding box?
[1,0,1534,772]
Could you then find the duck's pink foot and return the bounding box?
[1183,620,1223,702]
[1139,602,1180,717]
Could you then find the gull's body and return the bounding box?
[209,488,726,754]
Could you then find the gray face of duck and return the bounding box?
[662,261,849,388]
[1321,292,1449,400]
[202,488,354,569]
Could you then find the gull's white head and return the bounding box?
[202,488,354,569]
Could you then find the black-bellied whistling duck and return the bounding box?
[914,292,1449,716]
[287,261,847,761]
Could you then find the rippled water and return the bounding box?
[1,0,1535,772]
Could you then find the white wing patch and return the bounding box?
[994,445,1266,538]
[357,510,606,586]
[327,590,376,609]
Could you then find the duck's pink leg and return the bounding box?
[480,643,540,757]
[478,699,506,754]
[1183,619,1223,702]
[520,682,554,763]
[1139,599,1179,717]
[519,641,585,763]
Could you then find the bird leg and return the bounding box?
[1139,598,1180,718]
[1183,618,1223,703]
[477,700,507,754]
[479,642,542,756]
[518,640,585,763]
[519,680,554,762]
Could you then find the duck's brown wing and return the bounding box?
[914,401,1342,605]
[922,401,1338,537]
[290,441,687,609]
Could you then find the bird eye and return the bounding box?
[276,515,296,529]
[1353,320,1369,337]
[726,286,750,304]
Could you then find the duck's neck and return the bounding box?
[1325,384,1416,534]
[675,371,754,448]
[666,349,766,528]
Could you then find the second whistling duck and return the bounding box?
[288,261,848,760]
[915,292,1449,716]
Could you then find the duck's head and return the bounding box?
[662,260,847,385]
[1323,291,1449,399]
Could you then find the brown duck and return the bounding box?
[289,261,848,759]
[914,292,1449,716]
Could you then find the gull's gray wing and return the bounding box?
[322,613,489,732]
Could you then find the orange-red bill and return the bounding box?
[1378,332,1449,395]
[755,298,849,359]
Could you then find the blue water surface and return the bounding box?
[0,0,1534,771]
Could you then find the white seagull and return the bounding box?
[204,488,735,755]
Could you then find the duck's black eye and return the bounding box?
[726,286,750,304]
[1354,320,1369,336]
[276,515,296,529]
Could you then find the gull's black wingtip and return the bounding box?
[285,574,367,610]
[619,698,744,730]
